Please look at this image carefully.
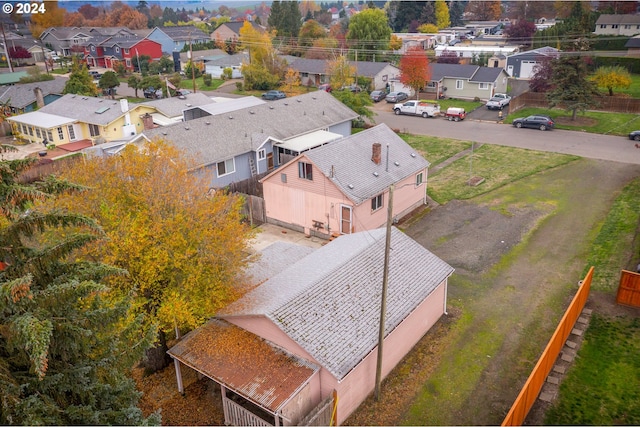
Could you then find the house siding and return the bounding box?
[146,29,174,54]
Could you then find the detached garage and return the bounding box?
[506,46,559,79]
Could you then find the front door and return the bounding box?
[267,153,274,171]
[340,205,352,234]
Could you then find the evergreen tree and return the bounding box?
[547,56,601,121]
[0,157,158,425]
[448,0,466,27]
[98,70,120,99]
[63,59,99,97]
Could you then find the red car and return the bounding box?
[318,84,332,92]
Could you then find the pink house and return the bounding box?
[168,228,454,426]
[260,123,430,238]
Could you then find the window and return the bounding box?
[371,194,383,211]
[216,158,235,177]
[600,24,605,28]
[479,82,489,90]
[115,47,120,53]
[456,80,463,90]
[281,173,287,183]
[427,81,436,88]
[458,51,464,57]
[90,45,95,51]
[35,128,41,138]
[28,127,33,136]
[126,59,131,67]
[301,72,309,77]
[258,149,266,160]
[625,25,631,29]
[298,162,313,180]
[21,124,26,134]
[89,124,100,137]
[612,24,619,29]
[57,127,63,140]
[67,125,76,140]
[47,130,53,141]
[416,172,424,186]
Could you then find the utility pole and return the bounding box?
[1,23,13,73]
[374,183,394,401]
[189,31,196,93]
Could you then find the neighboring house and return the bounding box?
[144,26,209,55]
[288,58,400,90]
[7,95,145,147]
[392,33,440,53]
[625,35,640,56]
[136,91,359,189]
[136,92,218,126]
[420,63,510,100]
[204,52,248,78]
[168,227,454,426]
[179,48,227,72]
[84,36,162,71]
[261,123,430,237]
[505,46,559,79]
[40,26,135,56]
[487,53,507,70]
[594,14,640,36]
[0,77,66,114]
[210,21,263,44]
[434,45,519,64]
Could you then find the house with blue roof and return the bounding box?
[168,228,454,426]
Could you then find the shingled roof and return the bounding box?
[220,227,454,380]
[288,58,398,78]
[38,94,133,126]
[0,77,66,109]
[142,91,359,168]
[297,123,430,205]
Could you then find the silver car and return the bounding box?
[385,91,408,103]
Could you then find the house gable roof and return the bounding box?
[216,21,263,36]
[220,227,455,380]
[142,91,359,167]
[155,25,209,41]
[288,58,398,78]
[506,46,560,59]
[429,63,506,83]
[38,94,135,126]
[625,35,640,48]
[291,123,430,205]
[0,77,66,109]
[596,14,640,25]
[470,66,504,83]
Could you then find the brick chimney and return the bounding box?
[141,113,154,130]
[33,87,44,108]
[372,142,381,165]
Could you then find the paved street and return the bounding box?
[370,101,640,165]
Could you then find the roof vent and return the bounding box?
[185,103,192,107]
[296,99,301,103]
[411,153,416,157]
[373,172,379,177]
[206,121,210,125]
[229,116,233,119]
[348,184,354,189]
[162,131,167,135]
[284,102,288,106]
[184,126,189,130]
[269,106,274,109]
[394,161,399,166]
[178,95,186,100]
[249,110,255,114]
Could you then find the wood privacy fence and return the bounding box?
[616,270,640,308]
[501,267,594,426]
[297,391,337,426]
[510,92,640,114]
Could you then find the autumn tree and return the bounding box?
[437,50,461,64]
[240,21,286,90]
[591,65,632,96]
[63,59,99,97]
[547,56,601,120]
[503,19,537,46]
[389,34,403,51]
[305,37,338,59]
[98,71,120,99]
[299,19,326,47]
[0,156,158,425]
[327,55,356,90]
[418,23,439,34]
[283,67,301,92]
[78,3,101,20]
[435,0,451,29]
[347,8,391,61]
[55,141,254,372]
[104,3,148,29]
[29,1,66,38]
[465,0,502,21]
[400,46,431,100]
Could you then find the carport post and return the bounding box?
[174,358,184,394]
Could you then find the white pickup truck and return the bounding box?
[393,100,441,118]
[486,93,511,110]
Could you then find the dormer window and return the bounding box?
[115,47,120,53]
[124,48,129,54]
[90,45,95,51]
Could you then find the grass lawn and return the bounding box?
[609,73,640,98]
[398,134,471,166]
[180,76,225,91]
[506,107,640,136]
[436,98,484,111]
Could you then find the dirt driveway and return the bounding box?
[345,158,640,425]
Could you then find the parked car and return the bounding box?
[143,87,163,99]
[175,89,191,96]
[341,84,363,93]
[385,91,409,103]
[444,107,466,121]
[262,90,286,100]
[486,94,511,110]
[89,70,101,79]
[629,130,640,141]
[370,90,386,102]
[318,84,332,92]
[512,115,555,131]
[394,100,440,118]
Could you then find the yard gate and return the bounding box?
[616,270,640,308]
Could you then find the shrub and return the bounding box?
[222,67,232,81]
[235,81,244,91]
[202,73,212,86]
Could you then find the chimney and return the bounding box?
[119,98,129,113]
[33,87,44,108]
[372,142,381,165]
[141,113,154,130]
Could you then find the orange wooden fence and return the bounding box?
[616,270,640,308]
[501,267,594,426]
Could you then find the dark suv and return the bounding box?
[512,115,555,131]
